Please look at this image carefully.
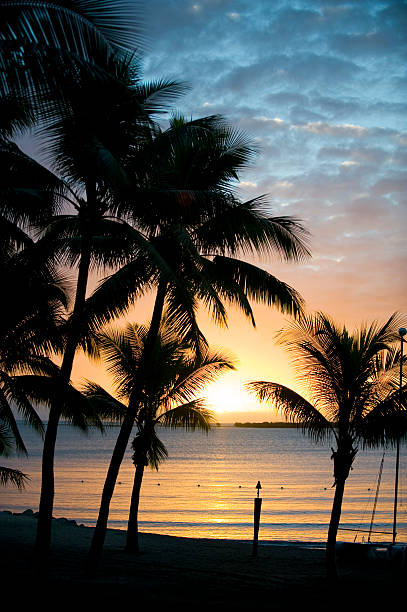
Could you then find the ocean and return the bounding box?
[1,422,406,544]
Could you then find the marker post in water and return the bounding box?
[252,481,262,557]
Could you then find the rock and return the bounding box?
[55,517,77,526]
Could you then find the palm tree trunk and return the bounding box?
[125,461,145,553]
[86,281,167,571]
[86,409,136,570]
[326,476,346,581]
[35,208,93,559]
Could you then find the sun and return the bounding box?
[204,375,258,414]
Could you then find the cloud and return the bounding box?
[371,174,407,196]
[294,121,368,138]
[73,1,407,392]
[239,181,258,188]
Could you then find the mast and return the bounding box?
[368,452,385,543]
[393,327,406,544]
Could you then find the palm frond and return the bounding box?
[0,0,145,98]
[210,256,304,320]
[196,197,310,262]
[14,374,105,432]
[81,381,127,421]
[0,422,13,456]
[360,383,407,447]
[0,93,35,138]
[134,79,189,115]
[0,136,65,227]
[0,465,30,489]
[0,387,28,454]
[158,399,217,433]
[246,380,333,443]
[0,372,45,436]
[164,282,208,357]
[166,348,236,406]
[82,245,166,333]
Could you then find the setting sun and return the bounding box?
[204,372,264,418]
[205,380,253,413]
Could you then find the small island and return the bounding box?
[234,421,301,428]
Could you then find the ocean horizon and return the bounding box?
[2,422,406,544]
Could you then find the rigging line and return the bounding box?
[399,456,405,512]
[352,467,377,543]
[368,451,385,543]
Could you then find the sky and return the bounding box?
[72,0,406,421]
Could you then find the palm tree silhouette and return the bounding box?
[86,115,310,569]
[30,64,184,558]
[1,38,184,556]
[247,311,407,581]
[0,233,67,490]
[84,317,235,553]
[0,0,144,101]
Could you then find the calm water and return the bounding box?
[1,423,406,543]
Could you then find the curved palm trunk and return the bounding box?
[86,281,167,571]
[326,442,355,581]
[35,182,97,560]
[35,236,92,559]
[326,476,346,581]
[125,461,145,553]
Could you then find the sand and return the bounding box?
[1,510,404,610]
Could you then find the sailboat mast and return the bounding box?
[368,452,385,543]
[393,327,406,545]
[392,441,399,545]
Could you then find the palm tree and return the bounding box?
[246,312,407,581]
[30,67,184,560]
[0,0,144,101]
[0,236,125,493]
[84,318,235,553]
[0,228,124,492]
[0,65,184,559]
[0,226,68,489]
[0,2,184,558]
[85,114,310,569]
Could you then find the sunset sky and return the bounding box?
[67,1,406,421]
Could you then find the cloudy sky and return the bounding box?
[77,1,406,421]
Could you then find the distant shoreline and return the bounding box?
[233,421,301,428]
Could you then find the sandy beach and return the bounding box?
[1,510,405,610]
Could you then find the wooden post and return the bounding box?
[253,481,262,557]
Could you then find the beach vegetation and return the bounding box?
[86,113,310,569]
[247,311,407,581]
[1,72,183,563]
[0,0,145,107]
[31,66,183,558]
[0,2,310,565]
[83,316,234,553]
[0,221,67,490]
